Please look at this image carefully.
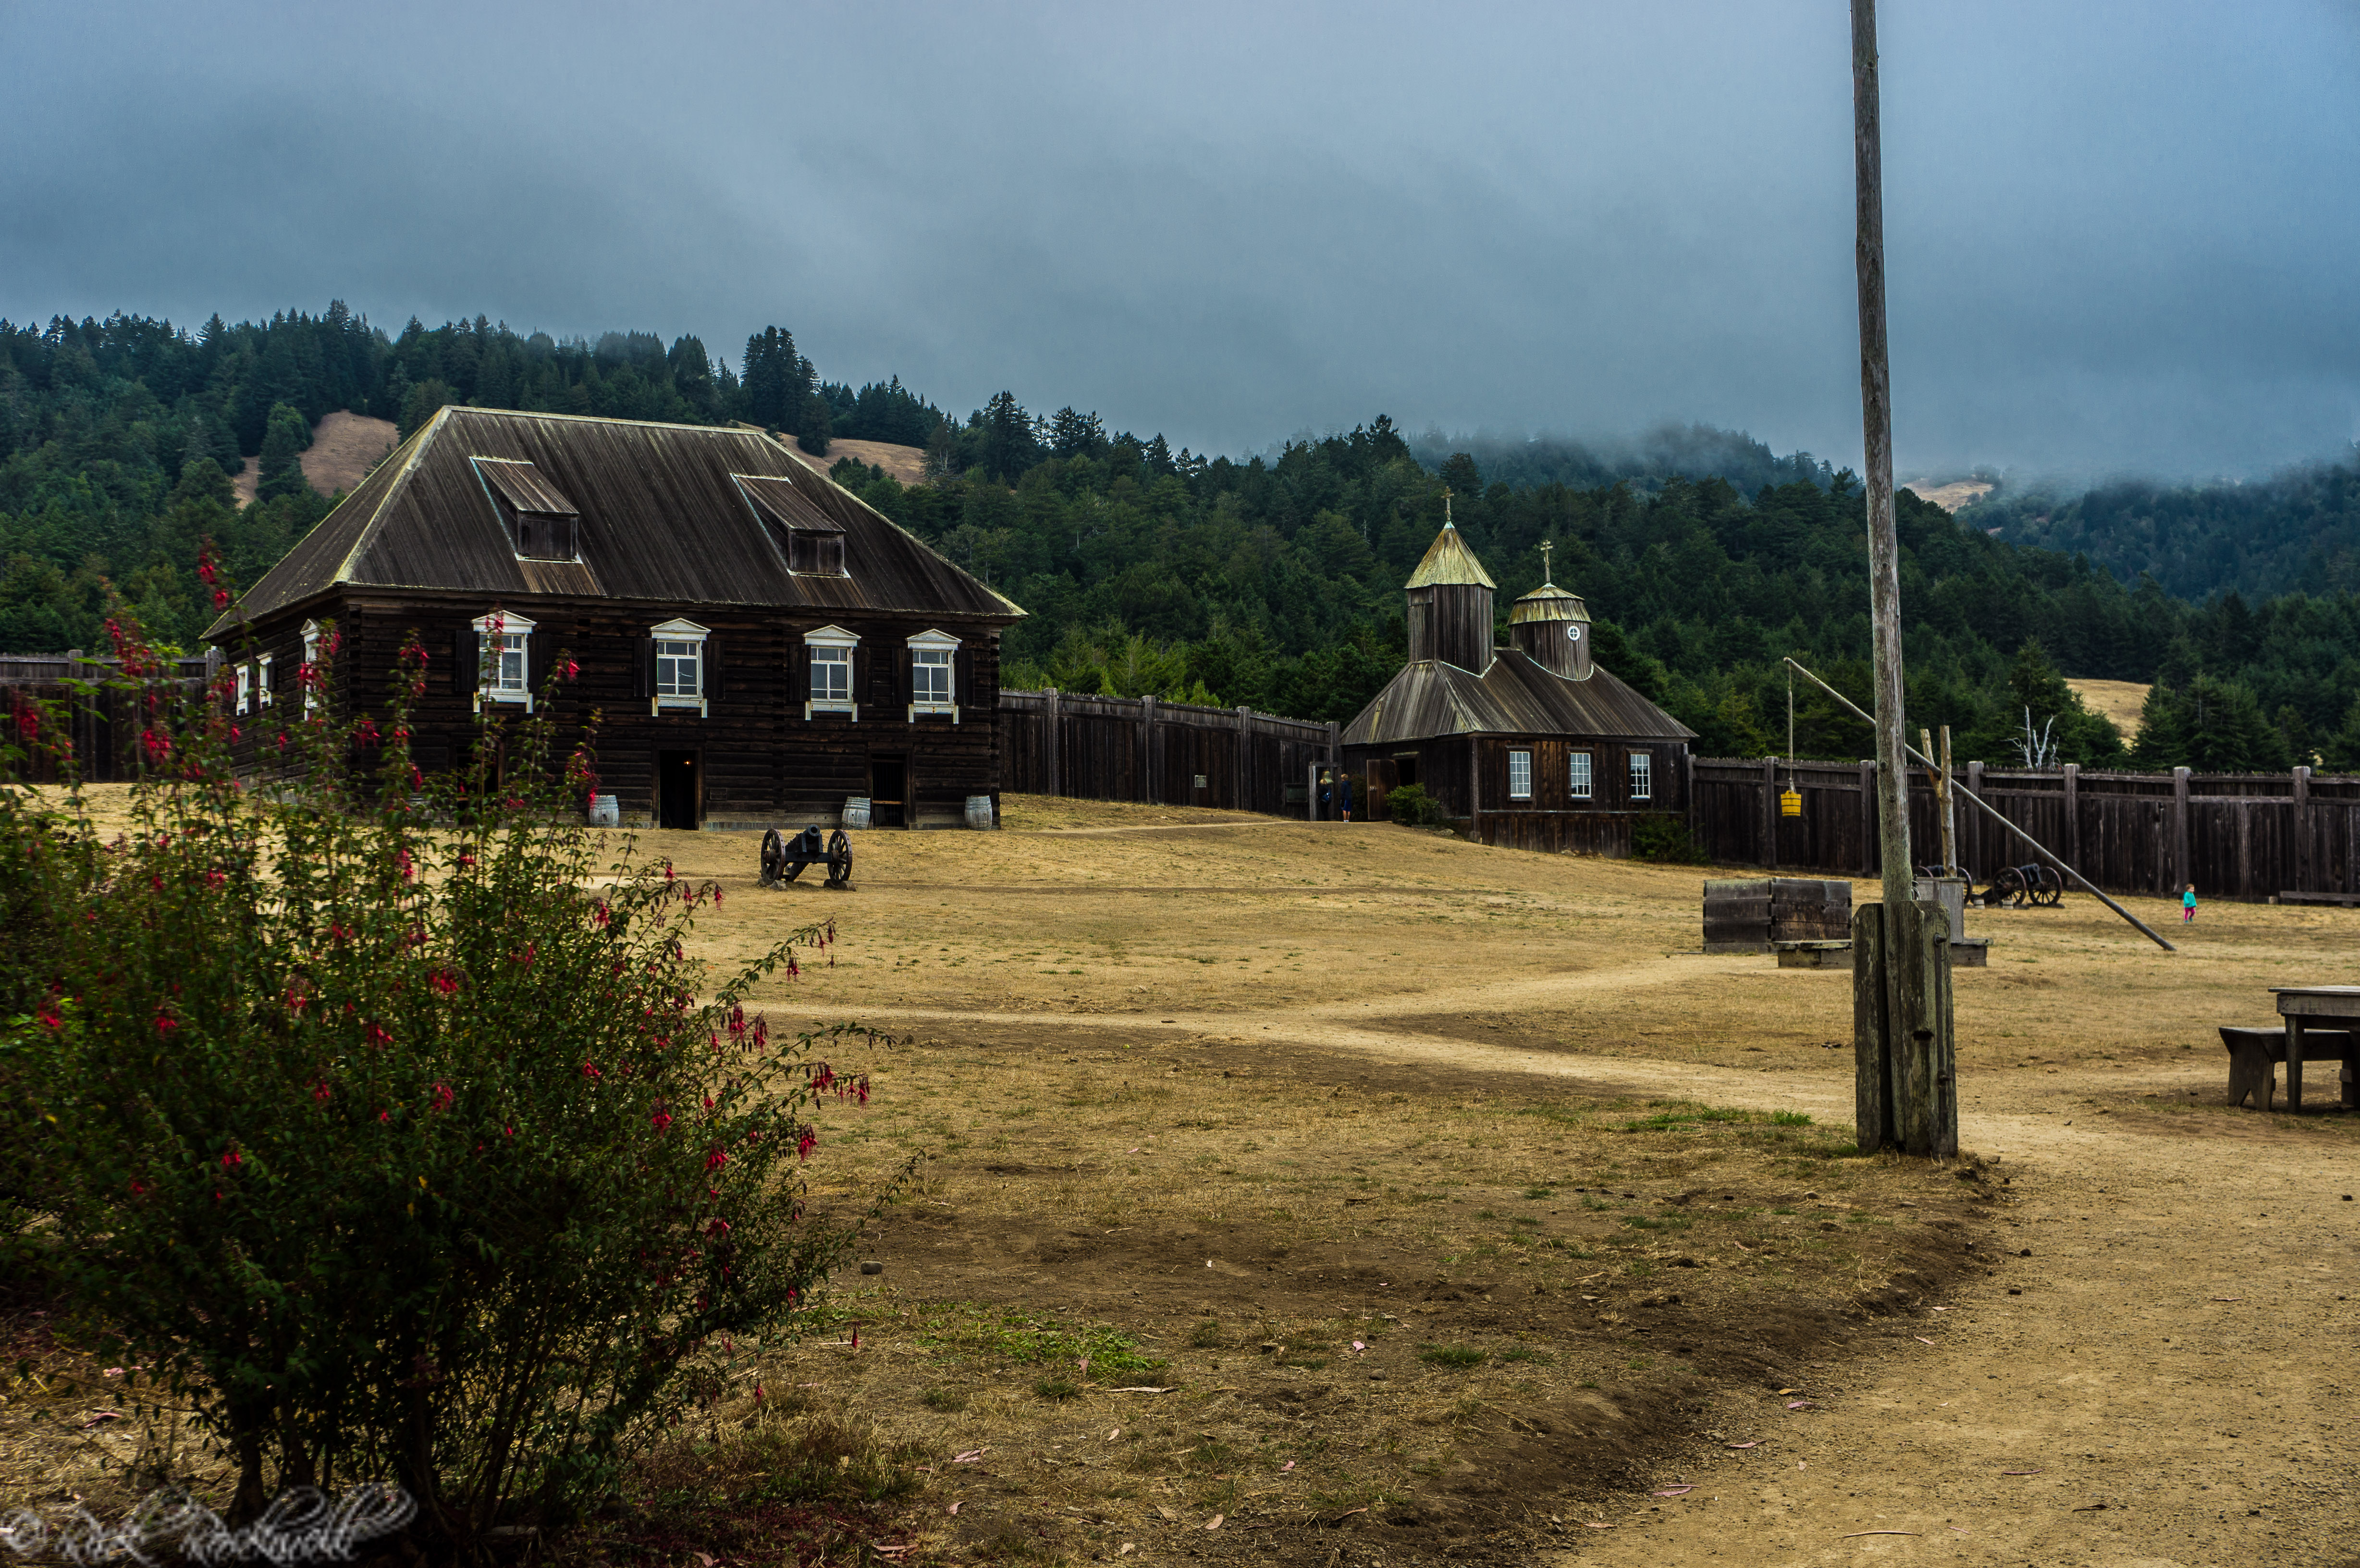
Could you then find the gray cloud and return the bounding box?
[3,0,2353,478]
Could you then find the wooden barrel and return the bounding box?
[842,796,872,830]
[588,793,619,827]
[966,795,996,830]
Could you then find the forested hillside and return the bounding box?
[1973,461,2360,604]
[7,304,2360,774]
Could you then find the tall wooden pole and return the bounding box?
[1849,0,1955,1159]
[1853,0,1910,912]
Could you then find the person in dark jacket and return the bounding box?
[1339,773,1354,822]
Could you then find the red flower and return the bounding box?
[429,970,459,996]
[430,1082,455,1113]
[564,659,580,681]
[154,1012,179,1034]
[704,1147,729,1171]
[313,1080,332,1102]
[651,1111,673,1133]
[796,1128,817,1162]
[395,848,415,881]
[582,1062,603,1079]
[379,1109,391,1123]
[705,1217,731,1237]
[221,1148,242,1169]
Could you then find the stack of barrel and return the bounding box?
[1702,877,1854,954]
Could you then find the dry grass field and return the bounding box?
[6,792,2356,1566]
[229,411,398,506]
[2064,677,2153,742]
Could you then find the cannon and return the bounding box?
[1981,862,2063,907]
[760,826,853,890]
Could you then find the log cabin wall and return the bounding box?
[206,593,1005,829]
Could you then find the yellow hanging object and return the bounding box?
[1780,787,1803,818]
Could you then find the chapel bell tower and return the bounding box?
[1403,499,1497,673]
[1508,539,1593,680]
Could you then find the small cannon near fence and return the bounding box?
[1981,862,2064,907]
[760,826,853,890]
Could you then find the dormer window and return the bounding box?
[735,473,850,578]
[472,457,581,562]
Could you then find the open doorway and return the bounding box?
[870,757,906,829]
[658,749,700,830]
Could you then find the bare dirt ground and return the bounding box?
[230,411,399,506]
[6,794,2354,1566]
[783,435,930,486]
[2067,678,2154,743]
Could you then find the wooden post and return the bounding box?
[2172,766,2191,893]
[1468,734,1482,843]
[2063,761,2080,872]
[1853,0,1912,918]
[1850,0,1949,1156]
[2294,764,2311,893]
[1684,749,1697,832]
[1852,901,1893,1150]
[1045,687,1061,799]
[1326,719,1340,772]
[1940,724,1957,876]
[1967,760,1984,876]
[1763,755,1779,869]
[1235,706,1251,811]
[1142,695,1159,804]
[1859,759,1876,874]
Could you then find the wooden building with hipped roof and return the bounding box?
[1342,514,1695,853]
[206,406,1023,830]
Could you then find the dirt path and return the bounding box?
[1545,1070,2359,1568]
[860,967,2359,1565]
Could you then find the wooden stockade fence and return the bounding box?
[1,652,213,784]
[998,689,1339,816]
[1693,755,2360,905]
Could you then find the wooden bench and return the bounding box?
[2219,1026,2360,1111]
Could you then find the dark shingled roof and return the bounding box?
[1342,649,1696,747]
[209,408,1022,636]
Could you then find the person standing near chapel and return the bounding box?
[1339,773,1353,822]
[2183,883,2197,924]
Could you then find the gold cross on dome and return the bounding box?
[1539,539,1554,583]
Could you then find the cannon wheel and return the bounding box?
[760,827,785,887]
[825,828,854,890]
[1991,865,2028,907]
[2033,866,2065,907]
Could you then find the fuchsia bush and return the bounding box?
[1,597,893,1552]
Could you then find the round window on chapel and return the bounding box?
[1567,625,1581,641]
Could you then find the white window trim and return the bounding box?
[649,617,710,718]
[234,662,252,716]
[472,610,537,714]
[804,624,859,721]
[1507,748,1533,800]
[907,627,962,723]
[1629,751,1653,801]
[300,620,321,715]
[1570,750,1593,800]
[255,653,273,710]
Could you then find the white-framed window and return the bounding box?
[300,621,321,715]
[650,617,710,717]
[805,625,859,720]
[1569,750,1592,799]
[472,610,536,713]
[1629,751,1653,801]
[908,628,961,722]
[255,653,274,709]
[234,662,252,716]
[1508,748,1532,800]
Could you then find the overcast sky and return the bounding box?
[4,1,2355,480]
